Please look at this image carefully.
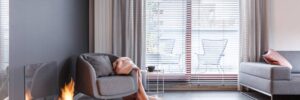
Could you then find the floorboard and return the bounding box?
[76,91,262,100]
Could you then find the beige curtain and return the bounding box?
[93,0,113,54]
[240,0,270,62]
[91,0,144,66]
[112,0,144,66]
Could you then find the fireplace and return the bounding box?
[58,79,74,100]
[24,61,75,100]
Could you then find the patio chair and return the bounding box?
[158,39,182,72]
[196,39,228,74]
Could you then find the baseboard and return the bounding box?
[147,83,237,91]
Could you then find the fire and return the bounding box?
[59,79,75,100]
[25,89,32,100]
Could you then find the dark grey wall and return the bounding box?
[9,0,89,99]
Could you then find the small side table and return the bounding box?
[146,69,164,98]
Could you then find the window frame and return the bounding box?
[144,0,240,81]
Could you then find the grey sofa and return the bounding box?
[239,51,300,99]
[76,53,138,99]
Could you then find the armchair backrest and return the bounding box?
[278,51,300,73]
[76,53,119,98]
[82,53,119,64]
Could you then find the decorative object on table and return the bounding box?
[147,66,155,72]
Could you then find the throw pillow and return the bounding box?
[85,55,114,77]
[263,49,293,69]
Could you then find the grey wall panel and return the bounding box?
[9,0,89,99]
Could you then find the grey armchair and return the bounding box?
[76,53,138,99]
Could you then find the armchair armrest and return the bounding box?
[76,56,99,97]
[140,70,147,89]
[130,69,138,84]
[240,62,291,80]
[130,69,147,90]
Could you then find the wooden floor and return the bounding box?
[162,91,253,100]
[76,91,260,100]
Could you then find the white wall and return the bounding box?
[270,0,300,50]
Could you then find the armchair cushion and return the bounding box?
[240,62,291,80]
[96,76,137,96]
[85,55,114,77]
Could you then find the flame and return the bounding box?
[59,79,75,100]
[25,89,32,100]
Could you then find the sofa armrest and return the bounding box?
[240,62,291,80]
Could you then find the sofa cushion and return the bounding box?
[263,49,292,69]
[85,55,114,77]
[272,74,300,95]
[96,76,137,96]
[278,51,300,73]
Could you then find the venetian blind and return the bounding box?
[145,0,187,74]
[0,0,9,69]
[145,0,239,84]
[190,0,239,84]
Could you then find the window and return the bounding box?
[0,0,9,99]
[145,0,240,80]
[0,0,9,67]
